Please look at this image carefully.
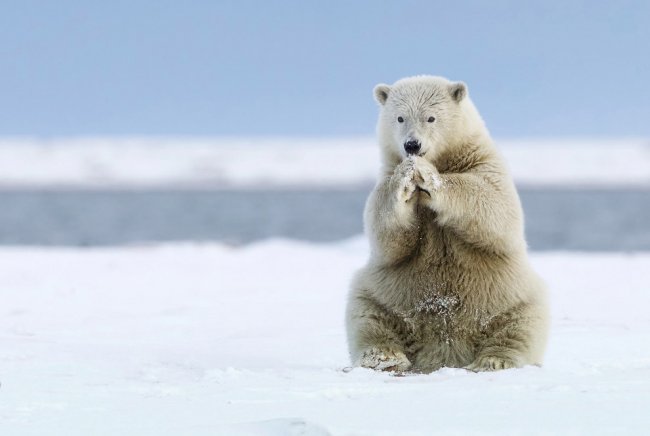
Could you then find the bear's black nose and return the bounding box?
[404,140,421,155]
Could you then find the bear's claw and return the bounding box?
[465,355,518,372]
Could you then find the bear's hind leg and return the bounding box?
[466,301,547,372]
[346,293,412,372]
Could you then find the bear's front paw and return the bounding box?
[391,158,417,203]
[465,355,519,372]
[413,156,442,194]
[358,347,412,372]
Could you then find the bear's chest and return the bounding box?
[412,206,455,263]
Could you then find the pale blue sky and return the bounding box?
[1,0,648,137]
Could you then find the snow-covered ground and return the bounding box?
[2,238,649,435]
[2,136,648,434]
[0,137,649,188]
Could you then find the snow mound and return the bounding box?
[1,239,649,434]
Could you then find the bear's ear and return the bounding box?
[373,84,391,105]
[449,82,467,102]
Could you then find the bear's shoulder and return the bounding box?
[436,136,499,174]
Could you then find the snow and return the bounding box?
[0,137,649,188]
[2,238,649,435]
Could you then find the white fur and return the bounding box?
[346,75,549,373]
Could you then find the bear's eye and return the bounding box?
[397,116,404,123]
[427,116,435,123]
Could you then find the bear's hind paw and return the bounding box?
[358,347,412,372]
[465,355,519,372]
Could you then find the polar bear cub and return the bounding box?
[346,75,548,372]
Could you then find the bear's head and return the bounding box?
[373,75,486,165]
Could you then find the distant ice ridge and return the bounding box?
[0,137,648,188]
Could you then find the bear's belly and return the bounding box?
[368,216,519,315]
